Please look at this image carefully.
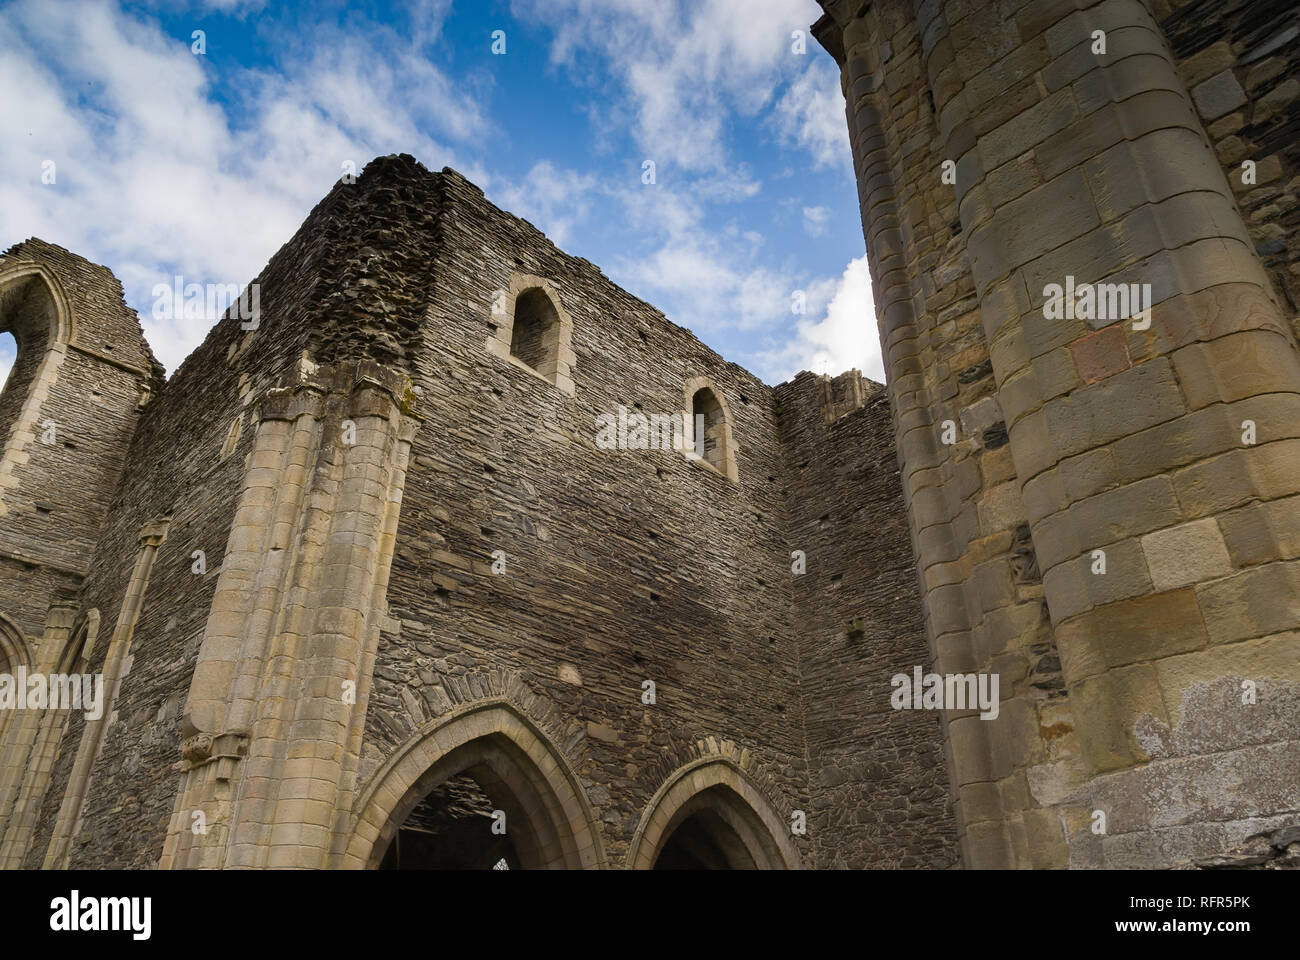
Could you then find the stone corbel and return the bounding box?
[180,727,248,778]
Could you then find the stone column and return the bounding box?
[43,518,169,868]
[160,360,418,870]
[912,0,1300,865]
[0,597,78,865]
[818,0,1073,868]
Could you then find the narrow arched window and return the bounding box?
[483,274,576,395]
[683,377,738,482]
[510,288,559,374]
[692,388,724,468]
[0,274,57,451]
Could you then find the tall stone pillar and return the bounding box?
[160,360,418,869]
[818,0,1300,865]
[44,518,169,868]
[0,596,79,865]
[818,0,1077,868]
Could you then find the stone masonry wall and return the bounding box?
[0,240,159,641]
[364,160,818,868]
[1158,0,1300,326]
[815,0,1300,868]
[19,170,418,867]
[776,370,959,868]
[3,151,1029,869]
[815,0,1077,868]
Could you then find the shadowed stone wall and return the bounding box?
[776,370,960,869]
[0,156,950,869]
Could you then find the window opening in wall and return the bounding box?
[510,288,559,374]
[0,331,15,391]
[691,387,726,472]
[0,275,59,452]
[219,415,243,461]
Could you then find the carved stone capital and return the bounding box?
[138,516,170,548]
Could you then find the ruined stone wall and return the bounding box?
[776,370,959,868]
[814,0,1077,868]
[0,240,159,641]
[364,162,816,868]
[18,174,399,867]
[4,155,978,869]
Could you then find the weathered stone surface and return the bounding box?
[1191,70,1248,120]
[3,0,1298,873]
[1140,519,1232,592]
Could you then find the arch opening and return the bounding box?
[629,759,799,870]
[691,387,725,471]
[0,614,32,745]
[509,288,559,375]
[371,733,571,870]
[654,805,757,870]
[0,332,15,393]
[650,784,783,870]
[0,275,57,450]
[349,704,603,870]
[379,772,521,869]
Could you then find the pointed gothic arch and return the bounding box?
[0,611,32,675]
[0,262,75,515]
[0,608,99,868]
[627,757,800,869]
[0,612,32,750]
[343,699,604,869]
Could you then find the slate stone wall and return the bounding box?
[2,155,957,869]
[777,370,959,868]
[366,161,817,867]
[16,172,414,867]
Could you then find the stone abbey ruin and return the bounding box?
[1,0,1298,870]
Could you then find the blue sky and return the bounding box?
[0,0,880,387]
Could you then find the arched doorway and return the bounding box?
[378,772,521,869]
[0,613,32,745]
[344,700,604,870]
[654,795,760,869]
[629,758,801,870]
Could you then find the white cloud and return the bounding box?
[802,204,830,236]
[491,162,602,248]
[771,57,850,171]
[0,0,487,373]
[512,0,826,173]
[0,0,865,397]
[749,254,882,384]
[603,175,800,337]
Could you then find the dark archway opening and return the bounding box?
[378,772,519,870]
[367,730,585,871]
[653,806,758,870]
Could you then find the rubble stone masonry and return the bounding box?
[1,0,1297,868]
[0,155,949,869]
